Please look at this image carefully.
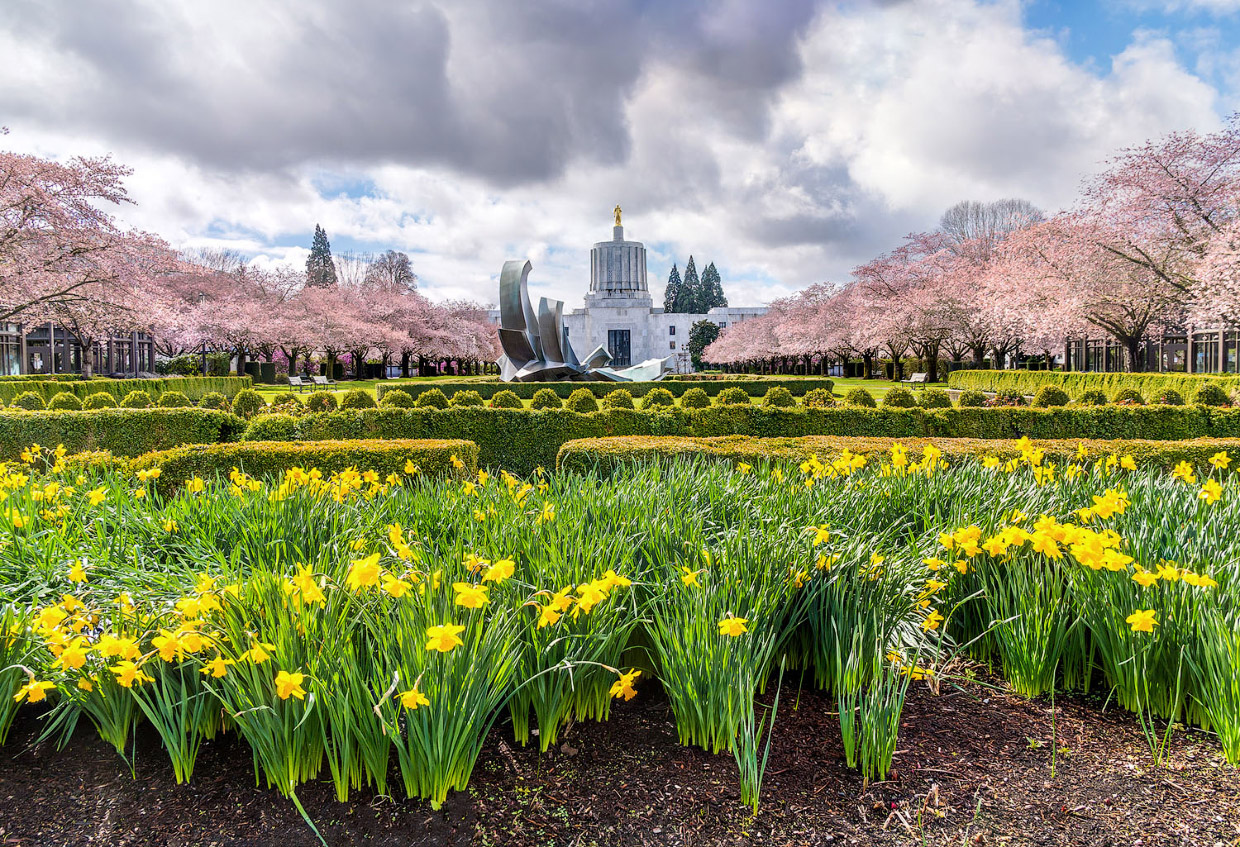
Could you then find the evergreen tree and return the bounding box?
[674,255,700,313]
[701,261,728,309]
[305,224,338,288]
[662,264,681,312]
[688,319,721,369]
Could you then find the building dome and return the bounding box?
[588,216,648,301]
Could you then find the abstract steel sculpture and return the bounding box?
[495,259,668,382]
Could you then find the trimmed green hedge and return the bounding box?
[129,439,478,495]
[947,369,1240,399]
[374,378,836,402]
[0,409,246,461]
[0,376,252,406]
[557,435,1240,476]
[239,405,1240,475]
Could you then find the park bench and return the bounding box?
[901,372,928,389]
[312,375,337,388]
[287,375,310,393]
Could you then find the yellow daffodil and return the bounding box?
[1210,451,1231,470]
[482,559,516,584]
[200,655,234,678]
[718,616,748,637]
[1200,478,1223,505]
[346,553,382,591]
[680,566,702,587]
[14,679,55,704]
[1125,609,1158,633]
[111,661,153,688]
[274,670,307,700]
[453,582,489,609]
[609,668,641,701]
[425,623,465,653]
[398,685,430,710]
[921,609,944,631]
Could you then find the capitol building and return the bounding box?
[491,213,766,374]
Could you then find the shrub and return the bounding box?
[266,394,303,415]
[10,391,46,411]
[131,438,479,495]
[47,392,83,411]
[946,368,1240,402]
[957,389,987,408]
[1112,387,1145,406]
[843,387,876,408]
[414,388,449,409]
[564,388,598,413]
[641,387,676,410]
[0,409,246,461]
[120,390,153,409]
[1154,389,1184,406]
[600,389,634,410]
[531,388,563,410]
[802,387,835,408]
[0,376,252,407]
[1192,383,1231,407]
[917,388,952,409]
[714,387,751,406]
[340,388,377,410]
[761,386,796,408]
[379,389,415,409]
[680,387,711,409]
[372,378,837,403]
[157,390,192,408]
[197,391,231,412]
[449,390,485,408]
[306,391,338,413]
[83,392,118,410]
[1076,389,1109,406]
[1031,385,1070,408]
[881,387,917,408]
[231,388,266,418]
[489,390,524,409]
[989,389,1026,407]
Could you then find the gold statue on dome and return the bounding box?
[613,205,622,227]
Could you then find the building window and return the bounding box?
[670,341,676,350]
[718,321,727,329]
[607,329,631,368]
[669,326,675,336]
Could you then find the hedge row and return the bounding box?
[0,376,252,405]
[946,369,1240,399]
[0,409,246,461]
[556,435,1240,476]
[239,405,1240,475]
[129,439,478,495]
[374,378,837,401]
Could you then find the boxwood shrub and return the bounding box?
[130,438,478,495]
[231,388,266,418]
[197,391,231,412]
[557,434,1240,477]
[947,368,1240,400]
[956,389,987,407]
[305,391,338,413]
[0,376,252,406]
[917,388,952,409]
[761,386,796,408]
[489,390,524,409]
[531,388,563,410]
[84,392,118,410]
[1193,383,1232,407]
[11,391,47,411]
[414,388,449,409]
[1031,385,1070,408]
[157,390,192,408]
[339,388,376,410]
[374,377,837,402]
[1076,389,1109,406]
[641,387,675,410]
[378,389,415,408]
[1155,389,1185,406]
[1112,387,1145,405]
[564,388,598,413]
[714,386,751,406]
[120,390,153,409]
[449,389,485,408]
[680,387,710,408]
[844,387,876,408]
[600,389,635,410]
[0,409,246,461]
[881,387,917,408]
[47,392,83,411]
[802,387,835,408]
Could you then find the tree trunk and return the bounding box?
[862,353,874,379]
[1126,338,1143,373]
[236,348,248,376]
[81,341,96,379]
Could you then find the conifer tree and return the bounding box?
[701,262,728,309]
[675,256,700,313]
[305,224,338,288]
[662,264,681,312]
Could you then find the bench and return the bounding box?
[312,374,337,388]
[288,375,310,393]
[901,372,929,389]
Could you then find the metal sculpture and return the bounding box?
[495,259,668,382]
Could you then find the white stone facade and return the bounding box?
[489,221,766,373]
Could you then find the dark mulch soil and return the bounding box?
[1,676,1238,846]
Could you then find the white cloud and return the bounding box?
[0,0,1230,313]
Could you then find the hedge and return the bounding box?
[0,409,246,461]
[374,378,837,402]
[946,369,1240,399]
[239,405,1240,475]
[557,435,1240,477]
[129,439,478,495]
[0,376,252,406]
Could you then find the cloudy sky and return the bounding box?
[2,0,1238,308]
